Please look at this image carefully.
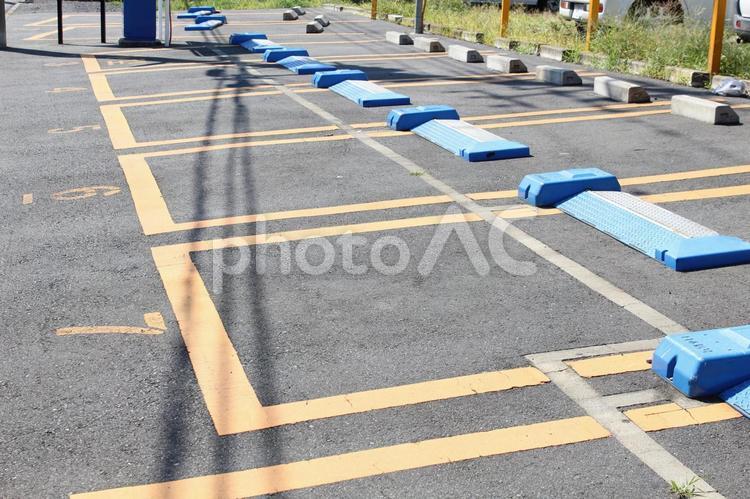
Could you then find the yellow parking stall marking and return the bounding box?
[143,178,750,434]
[87,73,116,101]
[111,101,750,156]
[25,15,67,27]
[22,194,33,205]
[150,183,750,263]
[641,183,750,203]
[70,416,608,498]
[480,102,750,132]
[105,105,683,155]
[94,69,539,103]
[621,164,750,185]
[81,54,102,72]
[95,61,235,76]
[103,99,666,151]
[103,104,338,149]
[25,26,76,41]
[152,234,546,434]
[625,402,742,432]
[259,367,548,430]
[122,150,750,236]
[567,351,653,377]
[99,106,138,149]
[55,312,166,336]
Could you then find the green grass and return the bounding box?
[669,476,703,498]
[199,0,750,79]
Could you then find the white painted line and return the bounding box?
[603,388,667,408]
[527,358,724,499]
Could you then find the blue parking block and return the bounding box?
[312,69,367,88]
[518,168,620,207]
[229,32,267,45]
[277,56,336,75]
[264,48,309,63]
[240,39,283,53]
[518,168,750,271]
[386,105,460,131]
[653,325,750,398]
[177,10,210,19]
[188,5,216,13]
[329,80,410,107]
[185,20,222,31]
[412,119,529,161]
[195,14,226,24]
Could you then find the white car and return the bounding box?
[558,0,716,23]
[736,0,750,41]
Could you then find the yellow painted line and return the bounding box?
[621,164,750,186]
[98,70,542,103]
[81,54,102,72]
[140,179,750,434]
[480,108,671,130]
[154,256,265,432]
[93,49,524,77]
[143,312,166,330]
[141,133,357,159]
[56,326,162,335]
[626,402,741,432]
[497,183,750,220]
[149,181,750,260]
[91,54,430,77]
[641,183,750,203]
[127,102,750,158]
[151,234,548,434]
[567,351,653,378]
[123,142,750,236]
[56,312,166,336]
[99,106,139,149]
[81,55,117,102]
[105,97,662,151]
[22,194,33,205]
[259,367,549,430]
[71,416,609,498]
[117,155,177,235]
[25,26,75,41]
[96,61,235,76]
[24,15,66,27]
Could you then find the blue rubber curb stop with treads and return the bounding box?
[229,32,267,45]
[413,120,529,162]
[277,56,336,75]
[329,80,410,107]
[518,168,750,271]
[264,48,308,63]
[185,20,222,31]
